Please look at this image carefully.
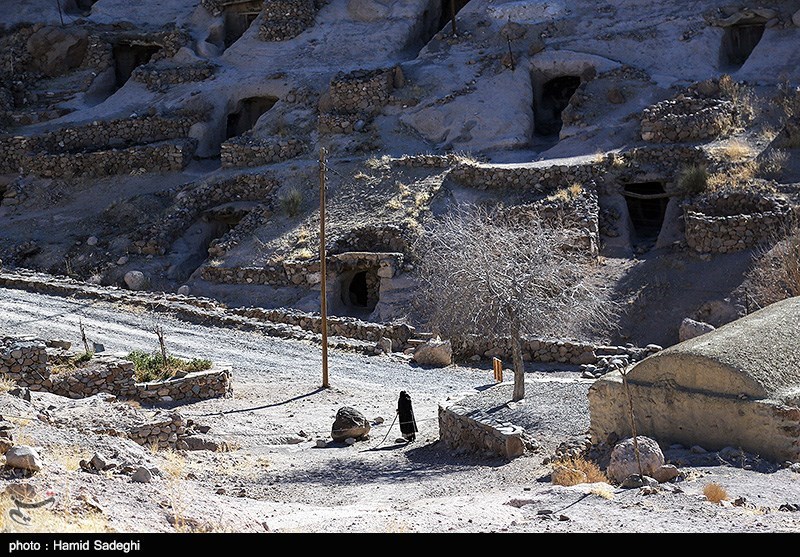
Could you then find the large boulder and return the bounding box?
[4,445,43,472]
[331,407,370,442]
[26,26,88,77]
[124,270,148,291]
[413,338,452,367]
[679,318,715,342]
[606,436,665,484]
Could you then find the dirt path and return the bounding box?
[0,287,799,533]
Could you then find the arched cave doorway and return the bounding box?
[623,182,669,240]
[720,24,765,71]
[341,269,379,313]
[112,42,162,89]
[225,96,278,139]
[534,75,581,138]
[223,1,263,48]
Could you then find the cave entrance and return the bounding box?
[225,96,278,139]
[622,182,669,239]
[0,184,6,206]
[341,269,379,313]
[534,75,581,138]
[720,24,765,70]
[438,0,470,33]
[112,42,162,89]
[223,1,263,47]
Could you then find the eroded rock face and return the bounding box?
[607,436,664,484]
[26,26,88,77]
[331,407,370,441]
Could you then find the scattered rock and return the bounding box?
[46,339,71,349]
[90,452,109,471]
[177,285,191,296]
[607,436,665,484]
[373,416,384,425]
[793,9,800,27]
[679,318,715,342]
[652,464,680,483]
[344,437,357,445]
[86,236,98,246]
[124,270,148,291]
[500,21,526,40]
[183,434,232,452]
[331,407,371,441]
[131,466,152,483]
[5,482,37,501]
[607,87,625,104]
[0,438,13,455]
[117,256,129,265]
[315,439,327,448]
[8,387,31,402]
[412,337,452,367]
[690,445,708,454]
[5,446,43,472]
[376,337,393,354]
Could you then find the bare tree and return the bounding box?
[412,204,615,401]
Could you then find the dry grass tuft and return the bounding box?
[551,456,609,486]
[49,445,86,472]
[703,482,729,504]
[589,483,615,499]
[547,183,584,203]
[711,139,755,162]
[0,375,18,394]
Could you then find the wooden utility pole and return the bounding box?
[56,0,65,26]
[450,0,457,36]
[319,147,329,388]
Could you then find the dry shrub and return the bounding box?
[0,375,17,394]
[745,225,800,307]
[677,164,708,196]
[703,482,729,504]
[547,183,584,203]
[719,74,757,125]
[551,456,608,486]
[711,139,755,162]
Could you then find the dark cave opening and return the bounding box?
[623,182,669,240]
[225,96,278,139]
[720,24,765,70]
[112,43,162,89]
[534,75,581,138]
[223,2,263,48]
[64,0,98,16]
[342,269,379,312]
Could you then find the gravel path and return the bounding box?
[1,287,799,534]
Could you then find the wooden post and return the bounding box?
[319,147,329,388]
[507,38,515,71]
[450,0,457,36]
[493,357,503,382]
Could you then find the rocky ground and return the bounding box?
[0,286,798,534]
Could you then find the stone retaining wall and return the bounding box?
[449,160,602,193]
[1,335,231,406]
[641,95,736,143]
[132,173,280,255]
[50,355,138,399]
[131,61,216,91]
[208,205,272,258]
[258,0,317,41]
[438,398,526,459]
[683,190,793,253]
[328,223,417,256]
[0,338,49,391]
[329,68,394,116]
[220,135,305,168]
[127,413,185,450]
[20,138,197,179]
[136,368,233,403]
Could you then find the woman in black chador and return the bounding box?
[397,390,418,442]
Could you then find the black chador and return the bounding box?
[397,390,418,442]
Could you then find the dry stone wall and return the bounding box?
[683,190,793,253]
[0,338,50,391]
[0,335,231,405]
[259,0,317,41]
[450,160,602,193]
[131,61,216,91]
[132,173,280,255]
[220,135,305,168]
[319,68,394,134]
[438,401,526,460]
[641,95,737,143]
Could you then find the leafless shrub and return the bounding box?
[745,224,800,308]
[412,204,617,401]
[703,483,729,504]
[719,74,757,126]
[551,456,609,486]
